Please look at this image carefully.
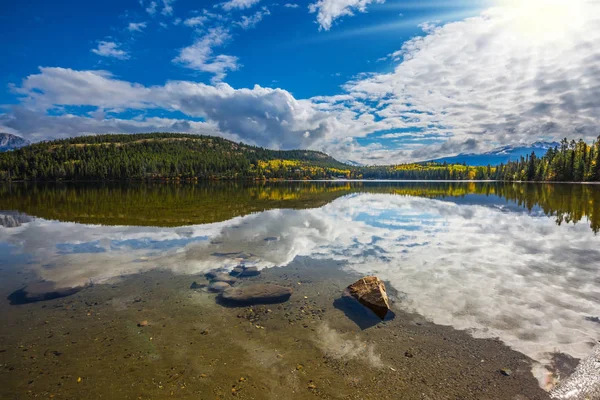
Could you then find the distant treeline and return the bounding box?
[496,137,600,182]
[0,133,599,182]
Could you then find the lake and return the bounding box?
[0,181,599,399]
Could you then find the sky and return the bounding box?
[1,0,600,164]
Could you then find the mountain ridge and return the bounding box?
[430,141,560,166]
[0,133,30,152]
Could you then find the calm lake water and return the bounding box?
[0,181,599,399]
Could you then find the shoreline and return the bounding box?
[0,259,552,399]
[1,178,600,185]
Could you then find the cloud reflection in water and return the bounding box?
[1,192,599,383]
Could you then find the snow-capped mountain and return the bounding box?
[0,133,30,152]
[431,141,560,166]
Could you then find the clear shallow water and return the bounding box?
[1,181,599,397]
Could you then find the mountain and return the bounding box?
[431,141,560,166]
[0,133,30,152]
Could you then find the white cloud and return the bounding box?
[161,0,175,15]
[308,0,385,30]
[128,22,147,32]
[339,2,600,160]
[283,3,299,8]
[5,67,348,149]
[183,15,209,27]
[220,0,261,11]
[236,7,270,29]
[0,107,220,143]
[145,0,158,15]
[91,41,129,60]
[173,27,239,82]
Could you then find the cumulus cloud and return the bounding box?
[173,27,239,82]
[8,2,600,164]
[5,67,348,149]
[283,3,299,8]
[128,22,147,32]
[340,2,600,159]
[91,41,129,60]
[220,0,261,11]
[308,0,385,30]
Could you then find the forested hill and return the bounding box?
[0,133,353,181]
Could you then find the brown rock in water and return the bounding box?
[7,281,90,305]
[208,281,231,293]
[220,284,292,305]
[343,276,390,320]
[210,273,238,284]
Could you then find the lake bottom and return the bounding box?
[0,257,550,400]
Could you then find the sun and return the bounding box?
[495,0,587,43]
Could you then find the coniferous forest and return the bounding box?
[0,133,599,182]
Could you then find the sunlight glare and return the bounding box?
[496,0,587,43]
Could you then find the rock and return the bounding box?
[230,266,244,276]
[190,281,207,289]
[343,276,390,320]
[220,284,292,305]
[210,273,237,284]
[7,281,90,305]
[204,270,225,280]
[239,266,260,277]
[500,368,513,376]
[138,320,149,327]
[208,281,231,293]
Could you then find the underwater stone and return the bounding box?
[220,284,292,305]
[7,281,90,305]
[208,281,231,293]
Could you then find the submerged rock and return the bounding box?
[239,266,260,277]
[205,270,226,280]
[7,281,90,305]
[208,281,231,293]
[219,284,292,305]
[190,281,207,289]
[210,273,238,284]
[343,276,390,320]
[230,266,244,276]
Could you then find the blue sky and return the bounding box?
[1,0,599,163]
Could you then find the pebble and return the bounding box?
[137,320,149,327]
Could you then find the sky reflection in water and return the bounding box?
[1,183,599,378]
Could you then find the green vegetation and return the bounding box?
[496,137,600,182]
[0,133,599,182]
[1,181,599,233]
[0,133,351,181]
